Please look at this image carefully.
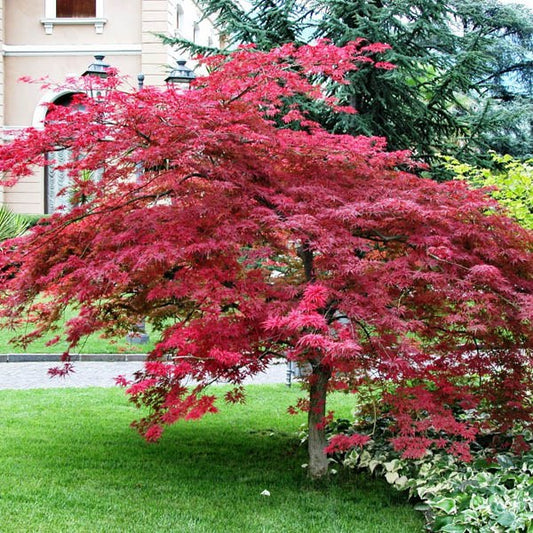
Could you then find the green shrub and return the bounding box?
[22,213,46,229]
[444,153,533,230]
[328,418,533,532]
[428,452,533,532]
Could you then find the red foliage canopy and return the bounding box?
[0,40,531,475]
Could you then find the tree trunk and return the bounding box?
[307,362,332,479]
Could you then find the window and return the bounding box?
[56,0,96,18]
[42,0,106,34]
[176,5,184,30]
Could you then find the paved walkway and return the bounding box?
[0,360,290,390]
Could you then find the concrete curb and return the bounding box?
[0,353,147,363]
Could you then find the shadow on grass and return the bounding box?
[0,386,424,532]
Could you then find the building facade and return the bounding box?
[0,0,219,214]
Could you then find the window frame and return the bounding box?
[42,0,106,34]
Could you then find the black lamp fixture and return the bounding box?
[81,54,111,99]
[82,54,110,78]
[164,59,196,90]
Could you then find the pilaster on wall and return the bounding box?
[141,0,174,87]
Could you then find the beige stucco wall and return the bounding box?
[4,55,142,126]
[3,0,142,214]
[5,1,141,45]
[141,0,217,86]
[2,169,42,213]
[2,0,218,214]
[2,53,143,214]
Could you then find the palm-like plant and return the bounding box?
[0,206,30,242]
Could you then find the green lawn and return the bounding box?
[0,307,157,354]
[0,385,424,532]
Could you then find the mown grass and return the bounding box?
[0,385,424,532]
[0,307,157,354]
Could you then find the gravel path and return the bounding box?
[0,360,290,390]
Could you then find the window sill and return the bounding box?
[41,18,107,35]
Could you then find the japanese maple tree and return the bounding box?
[0,41,531,479]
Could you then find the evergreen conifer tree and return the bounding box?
[167,0,533,164]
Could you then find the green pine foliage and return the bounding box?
[168,0,533,166]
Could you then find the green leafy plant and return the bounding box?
[0,205,31,242]
[428,452,533,532]
[333,422,533,532]
[444,153,533,230]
